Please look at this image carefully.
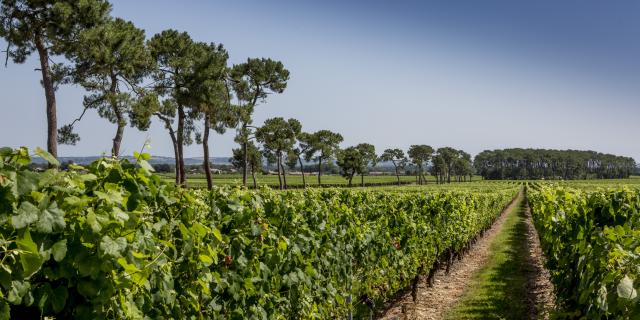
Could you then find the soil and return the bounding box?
[522,199,556,320]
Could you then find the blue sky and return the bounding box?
[1,0,638,160]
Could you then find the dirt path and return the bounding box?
[522,198,556,319]
[378,192,523,320]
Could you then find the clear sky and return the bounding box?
[1,0,639,161]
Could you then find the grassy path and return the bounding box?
[445,195,532,319]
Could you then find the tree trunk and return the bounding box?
[112,119,125,158]
[394,163,400,186]
[157,115,180,184]
[203,113,213,190]
[35,35,57,159]
[276,152,283,190]
[317,158,322,186]
[177,105,186,186]
[242,122,249,187]
[361,174,364,187]
[251,166,257,189]
[281,156,288,190]
[169,130,180,184]
[298,157,306,188]
[109,73,125,158]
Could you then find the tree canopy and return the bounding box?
[0,0,111,157]
[408,145,434,185]
[61,17,153,157]
[475,148,636,180]
[380,148,407,185]
[303,130,343,186]
[230,58,289,187]
[336,143,377,187]
[255,117,301,189]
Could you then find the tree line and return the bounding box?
[474,149,636,180]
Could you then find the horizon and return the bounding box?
[1,0,639,161]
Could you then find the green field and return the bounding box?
[158,172,485,188]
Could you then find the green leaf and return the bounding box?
[117,258,148,286]
[100,236,127,258]
[0,300,9,320]
[0,147,12,157]
[77,280,99,298]
[64,196,88,208]
[199,254,214,266]
[596,285,608,311]
[51,239,67,262]
[16,171,39,196]
[191,222,209,237]
[51,286,68,313]
[35,201,66,234]
[16,229,43,278]
[617,275,637,299]
[212,227,223,242]
[278,238,288,251]
[34,147,59,167]
[86,210,102,233]
[94,190,123,204]
[112,207,129,223]
[79,173,97,181]
[11,202,39,229]
[7,280,30,305]
[138,159,155,173]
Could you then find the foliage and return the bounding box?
[303,130,344,185]
[147,29,203,184]
[380,148,408,185]
[407,145,433,185]
[0,0,112,157]
[229,58,290,186]
[336,146,362,185]
[476,149,636,180]
[528,184,640,319]
[336,144,377,186]
[0,147,518,319]
[0,0,111,62]
[255,118,301,156]
[255,118,302,189]
[62,17,154,156]
[230,142,262,187]
[430,147,473,184]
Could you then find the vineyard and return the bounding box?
[1,147,640,319]
[1,0,638,318]
[0,148,522,319]
[527,183,640,318]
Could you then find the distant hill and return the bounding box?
[31,156,232,166]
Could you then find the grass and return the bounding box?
[445,195,530,320]
[158,173,433,188]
